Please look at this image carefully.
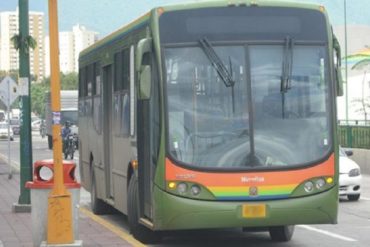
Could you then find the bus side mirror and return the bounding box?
[333,36,344,96]
[136,38,153,100]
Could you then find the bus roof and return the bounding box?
[79,0,327,61]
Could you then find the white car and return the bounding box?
[0,122,14,141]
[339,147,362,201]
[31,119,41,130]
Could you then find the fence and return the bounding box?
[338,125,370,149]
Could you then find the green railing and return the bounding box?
[338,125,370,149]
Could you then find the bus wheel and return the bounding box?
[91,173,108,215]
[269,225,295,242]
[127,175,161,244]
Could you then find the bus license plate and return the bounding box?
[242,204,266,218]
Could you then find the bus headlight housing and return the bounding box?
[191,185,201,196]
[315,178,326,189]
[304,181,314,192]
[177,182,188,194]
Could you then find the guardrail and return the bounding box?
[338,125,370,149]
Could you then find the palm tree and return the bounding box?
[10,34,37,53]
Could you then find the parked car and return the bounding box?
[31,119,41,131]
[0,122,14,141]
[339,147,362,201]
[9,118,20,135]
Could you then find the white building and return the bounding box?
[44,24,98,76]
[0,9,45,81]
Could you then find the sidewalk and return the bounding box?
[0,160,132,247]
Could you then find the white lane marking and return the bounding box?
[361,197,370,201]
[298,225,357,242]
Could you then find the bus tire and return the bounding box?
[91,172,108,215]
[269,225,295,242]
[127,175,161,244]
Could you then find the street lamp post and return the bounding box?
[13,0,33,213]
[344,0,349,124]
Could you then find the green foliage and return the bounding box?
[11,34,37,53]
[0,70,19,81]
[61,72,79,90]
[1,70,78,115]
[31,72,78,117]
[31,82,48,118]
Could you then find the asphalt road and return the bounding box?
[1,131,369,246]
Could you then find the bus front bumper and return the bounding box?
[153,185,338,230]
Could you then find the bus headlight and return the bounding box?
[315,178,326,189]
[304,181,314,192]
[191,185,201,196]
[177,182,188,194]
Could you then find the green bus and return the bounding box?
[78,0,343,243]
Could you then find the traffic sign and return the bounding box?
[0,76,19,108]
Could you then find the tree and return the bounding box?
[31,82,48,118]
[10,34,37,53]
[60,72,78,90]
[31,72,78,117]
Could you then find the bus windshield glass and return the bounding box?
[165,44,331,169]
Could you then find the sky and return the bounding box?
[0,0,369,37]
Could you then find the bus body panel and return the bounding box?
[79,21,151,214]
[153,184,338,230]
[164,155,336,200]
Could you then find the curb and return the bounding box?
[79,207,146,247]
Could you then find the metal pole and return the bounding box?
[17,0,33,207]
[7,80,12,180]
[47,0,74,244]
[344,0,349,124]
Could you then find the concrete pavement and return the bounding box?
[0,159,133,247]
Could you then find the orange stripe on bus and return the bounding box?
[165,154,335,187]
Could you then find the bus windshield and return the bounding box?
[165,44,331,169]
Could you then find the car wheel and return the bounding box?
[348,194,360,201]
[269,225,295,242]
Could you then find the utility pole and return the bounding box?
[13,0,33,213]
[46,0,77,244]
[344,0,349,124]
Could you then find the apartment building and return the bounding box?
[0,8,45,81]
[45,24,98,76]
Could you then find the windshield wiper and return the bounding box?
[280,36,294,118]
[199,37,235,87]
[281,36,293,93]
